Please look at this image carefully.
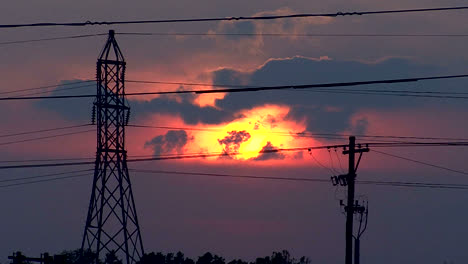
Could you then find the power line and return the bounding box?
[132,168,331,183]
[302,89,468,99]
[360,142,468,148]
[119,32,468,38]
[131,169,468,190]
[0,173,90,188]
[128,79,468,98]
[126,79,248,88]
[4,32,468,48]
[128,124,468,141]
[309,148,336,175]
[128,124,362,142]
[0,122,463,165]
[0,146,329,170]
[359,179,468,189]
[0,80,93,96]
[127,79,468,95]
[13,83,94,97]
[0,33,106,46]
[0,141,467,170]
[0,124,90,139]
[371,149,468,176]
[0,94,93,101]
[309,87,468,95]
[2,166,467,190]
[126,146,324,163]
[0,129,94,147]
[1,6,468,29]
[188,74,468,94]
[0,168,93,183]
[0,145,348,170]
[2,74,468,101]
[0,157,93,164]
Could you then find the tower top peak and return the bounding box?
[98,30,124,62]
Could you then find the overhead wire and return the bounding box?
[308,149,338,175]
[128,79,468,99]
[2,73,468,101]
[0,129,94,147]
[361,141,468,148]
[300,89,468,99]
[131,169,468,190]
[371,149,468,176]
[0,141,467,170]
[0,80,94,96]
[118,32,468,38]
[334,148,345,173]
[4,166,468,190]
[132,74,468,95]
[0,121,448,152]
[0,124,91,139]
[127,124,468,142]
[328,148,340,174]
[313,87,468,95]
[1,150,468,190]
[0,33,107,45]
[1,6,468,29]
[0,173,90,188]
[125,79,468,94]
[2,165,466,190]
[12,83,95,97]
[0,168,93,183]
[0,157,93,164]
[4,32,468,48]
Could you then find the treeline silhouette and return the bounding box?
[138,250,310,264]
[8,249,310,264]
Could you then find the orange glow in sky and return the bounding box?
[184,104,315,161]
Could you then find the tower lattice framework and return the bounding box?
[82,30,144,264]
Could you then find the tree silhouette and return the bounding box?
[59,248,101,264]
[104,250,122,264]
[12,249,310,264]
[253,256,270,264]
[196,252,213,264]
[253,251,310,264]
[138,252,165,264]
[227,259,248,264]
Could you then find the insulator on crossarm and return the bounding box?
[125,109,130,126]
[91,105,96,125]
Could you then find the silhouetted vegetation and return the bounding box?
[8,249,310,264]
[137,250,309,264]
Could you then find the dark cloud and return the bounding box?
[253,141,285,161]
[145,130,191,155]
[33,80,94,122]
[34,57,468,136]
[132,93,238,125]
[211,68,249,87]
[213,56,466,133]
[34,82,238,125]
[218,130,251,156]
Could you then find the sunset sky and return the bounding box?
[1,1,468,264]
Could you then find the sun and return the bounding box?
[185,104,312,160]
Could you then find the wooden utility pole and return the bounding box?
[342,136,369,264]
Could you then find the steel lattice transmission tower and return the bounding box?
[82,30,144,264]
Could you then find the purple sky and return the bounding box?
[1,1,468,264]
